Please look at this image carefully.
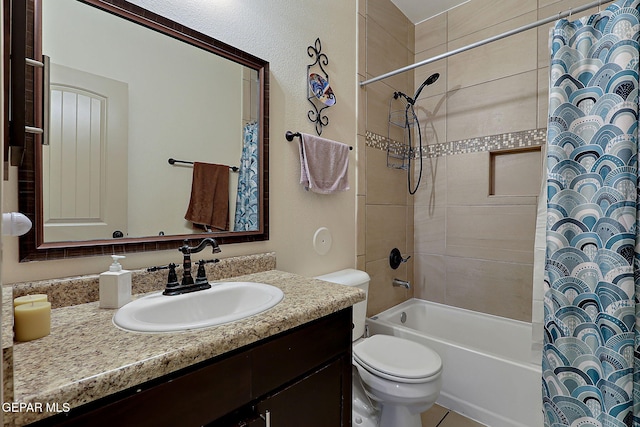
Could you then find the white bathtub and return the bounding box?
[366,299,542,427]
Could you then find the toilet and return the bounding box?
[315,269,442,427]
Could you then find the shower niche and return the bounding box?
[489,147,542,196]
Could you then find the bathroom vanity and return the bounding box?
[7,268,364,426]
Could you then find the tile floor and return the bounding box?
[421,405,485,427]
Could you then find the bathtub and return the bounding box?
[366,299,542,427]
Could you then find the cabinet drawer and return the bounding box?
[251,307,352,397]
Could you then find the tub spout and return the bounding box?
[393,278,411,289]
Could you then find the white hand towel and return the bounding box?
[299,133,350,194]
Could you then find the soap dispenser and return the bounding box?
[99,255,132,308]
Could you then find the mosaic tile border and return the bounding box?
[366,132,411,153]
[365,128,547,159]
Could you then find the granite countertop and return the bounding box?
[3,286,13,350]
[9,270,364,426]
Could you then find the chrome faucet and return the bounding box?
[162,238,221,296]
[392,278,411,290]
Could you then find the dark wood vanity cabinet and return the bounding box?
[31,308,352,427]
[251,358,346,426]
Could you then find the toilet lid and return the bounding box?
[353,335,442,381]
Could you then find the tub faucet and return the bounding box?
[393,278,411,290]
[163,238,221,296]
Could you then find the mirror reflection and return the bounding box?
[41,0,261,243]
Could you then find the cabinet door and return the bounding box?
[254,358,345,427]
[49,353,251,427]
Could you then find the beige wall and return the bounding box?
[358,0,416,316]
[3,0,358,283]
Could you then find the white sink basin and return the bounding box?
[113,282,284,333]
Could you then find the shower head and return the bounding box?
[426,72,440,85]
[392,73,440,106]
[413,73,439,103]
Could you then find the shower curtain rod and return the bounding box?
[359,0,614,87]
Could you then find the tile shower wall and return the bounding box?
[360,0,600,322]
[357,0,415,316]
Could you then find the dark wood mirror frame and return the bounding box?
[7,0,269,262]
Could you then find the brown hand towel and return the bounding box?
[184,162,229,231]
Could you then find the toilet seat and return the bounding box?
[353,335,442,384]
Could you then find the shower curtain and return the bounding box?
[543,1,640,426]
[233,122,259,231]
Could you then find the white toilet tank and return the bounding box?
[315,269,370,341]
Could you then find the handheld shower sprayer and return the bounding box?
[391,72,440,194]
[414,72,439,102]
[392,73,439,106]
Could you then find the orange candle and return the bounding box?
[14,301,51,342]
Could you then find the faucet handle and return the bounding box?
[162,263,183,295]
[194,259,220,285]
[148,263,180,291]
[147,264,169,272]
[195,260,208,285]
[163,263,180,290]
[389,248,411,269]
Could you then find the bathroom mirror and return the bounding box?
[15,0,269,261]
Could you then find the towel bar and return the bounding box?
[285,131,352,150]
[168,158,239,172]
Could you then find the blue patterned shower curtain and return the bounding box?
[543,1,640,426]
[233,122,259,231]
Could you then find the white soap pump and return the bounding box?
[99,255,132,309]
